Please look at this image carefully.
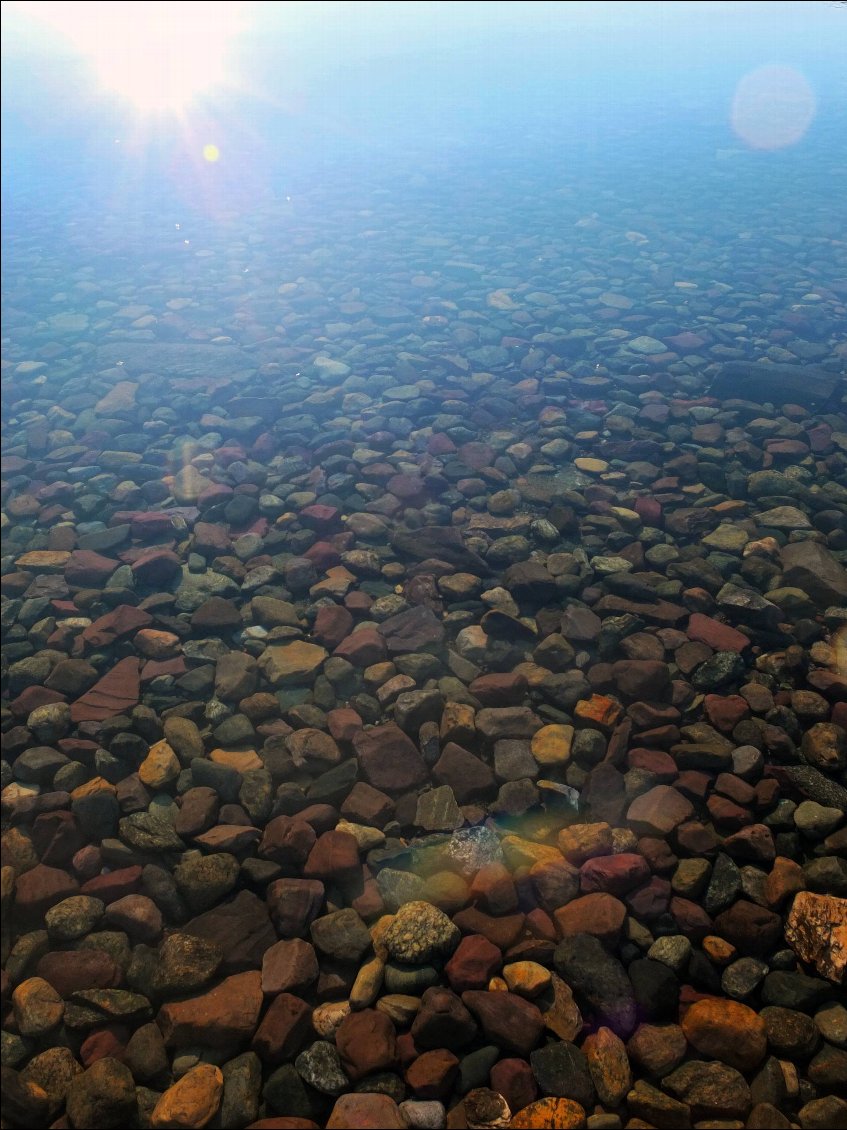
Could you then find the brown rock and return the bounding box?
[336,1008,398,1081]
[462,991,544,1057]
[157,971,263,1048]
[326,1093,406,1129]
[713,900,782,957]
[353,723,429,793]
[405,1048,460,1100]
[261,939,319,996]
[252,993,313,1063]
[445,935,503,993]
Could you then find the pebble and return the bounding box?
[3,120,847,1130]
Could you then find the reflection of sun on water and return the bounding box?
[13,1,247,114]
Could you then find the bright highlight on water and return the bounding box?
[11,0,246,112]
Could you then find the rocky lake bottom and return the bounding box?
[1,134,846,1130]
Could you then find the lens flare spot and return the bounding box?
[731,65,816,151]
[203,144,221,162]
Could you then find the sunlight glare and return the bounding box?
[14,1,246,113]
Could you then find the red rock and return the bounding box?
[183,890,276,974]
[626,747,677,781]
[261,939,319,996]
[64,550,119,587]
[554,893,626,947]
[611,660,670,700]
[405,1048,459,1100]
[626,785,693,836]
[192,522,233,557]
[313,605,354,649]
[670,897,714,941]
[411,987,478,1051]
[14,864,79,926]
[79,1025,130,1066]
[490,1056,537,1113]
[333,628,388,667]
[714,900,782,957]
[340,782,393,827]
[580,854,650,896]
[127,511,179,540]
[299,504,341,531]
[704,694,750,732]
[266,879,325,937]
[326,1093,406,1129]
[380,605,445,654]
[723,824,775,864]
[36,950,123,997]
[258,816,316,869]
[326,707,362,745]
[336,1009,398,1081]
[626,877,671,920]
[70,657,140,722]
[79,605,153,649]
[102,894,162,943]
[129,547,181,585]
[462,991,544,1057]
[706,794,754,831]
[158,971,263,1048]
[452,909,525,951]
[445,935,503,993]
[9,685,67,715]
[303,831,361,886]
[353,723,429,793]
[469,672,529,706]
[686,613,749,653]
[32,810,82,868]
[432,743,496,805]
[299,540,339,572]
[251,992,313,1063]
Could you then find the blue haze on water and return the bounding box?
[2,2,845,390]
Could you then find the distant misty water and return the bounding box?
[3,2,847,221]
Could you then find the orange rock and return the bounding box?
[209,748,263,773]
[70,776,117,800]
[573,695,621,730]
[681,997,767,1072]
[508,1097,586,1128]
[150,1062,223,1128]
[134,628,181,659]
[502,961,551,998]
[531,724,573,767]
[15,550,71,571]
[701,935,736,965]
[139,739,181,789]
[765,856,806,909]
